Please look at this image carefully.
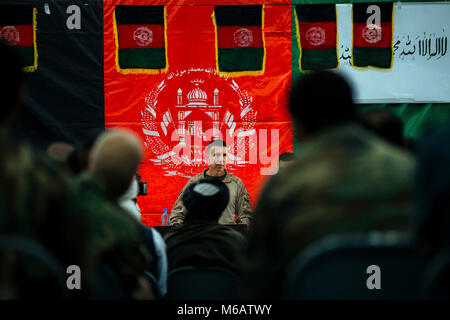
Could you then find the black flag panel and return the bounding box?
[1,0,104,148]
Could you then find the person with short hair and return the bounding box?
[75,129,153,299]
[164,179,247,273]
[170,139,253,227]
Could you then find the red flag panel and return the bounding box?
[104,1,293,225]
[298,21,336,50]
[217,26,263,49]
[117,24,165,49]
[0,24,33,47]
[353,22,392,48]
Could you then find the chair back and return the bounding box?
[92,263,124,300]
[284,233,428,300]
[420,250,450,299]
[167,266,238,300]
[0,235,69,299]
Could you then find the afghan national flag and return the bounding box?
[0,4,37,72]
[213,5,265,75]
[295,4,338,71]
[114,5,167,73]
[352,2,394,69]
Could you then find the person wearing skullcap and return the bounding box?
[164,179,247,274]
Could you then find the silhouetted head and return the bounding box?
[359,109,405,147]
[183,179,230,223]
[289,71,356,140]
[415,129,450,254]
[88,129,143,199]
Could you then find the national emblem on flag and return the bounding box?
[295,4,338,72]
[0,4,37,72]
[352,2,394,69]
[114,5,167,73]
[213,5,265,76]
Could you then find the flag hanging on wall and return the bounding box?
[352,2,394,69]
[213,5,265,76]
[0,4,37,72]
[295,4,338,72]
[114,5,167,73]
[104,2,293,226]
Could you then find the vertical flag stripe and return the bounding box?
[352,2,394,69]
[213,5,265,76]
[295,4,338,72]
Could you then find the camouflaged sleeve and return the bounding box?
[170,173,205,226]
[235,181,253,226]
[169,188,187,226]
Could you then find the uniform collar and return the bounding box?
[202,169,232,183]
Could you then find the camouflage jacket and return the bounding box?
[74,173,152,298]
[242,123,416,299]
[0,137,91,298]
[170,170,253,227]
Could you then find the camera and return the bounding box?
[136,173,148,196]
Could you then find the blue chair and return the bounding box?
[92,263,124,300]
[166,266,238,300]
[284,233,428,300]
[0,235,69,299]
[145,271,164,300]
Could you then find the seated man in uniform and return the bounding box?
[75,129,153,299]
[170,139,253,227]
[242,70,416,299]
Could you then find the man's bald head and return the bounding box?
[89,129,143,198]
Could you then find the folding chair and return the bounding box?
[166,266,238,300]
[420,250,450,299]
[284,233,427,300]
[0,235,69,299]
